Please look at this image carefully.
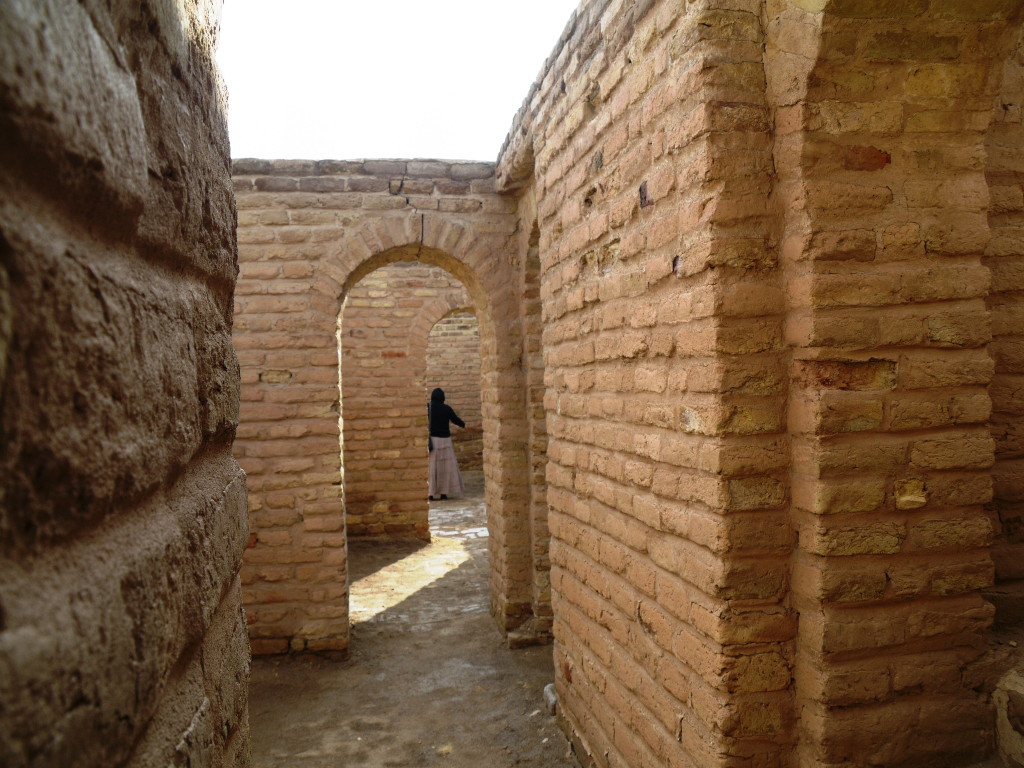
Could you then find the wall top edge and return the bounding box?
[232,158,496,178]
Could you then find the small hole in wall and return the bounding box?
[673,256,683,277]
[639,181,652,209]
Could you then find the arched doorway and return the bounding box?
[333,236,533,642]
[235,204,542,653]
[339,262,476,538]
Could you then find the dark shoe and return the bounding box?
[440,494,448,500]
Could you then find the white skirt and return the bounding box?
[429,436,465,497]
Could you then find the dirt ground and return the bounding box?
[250,472,581,768]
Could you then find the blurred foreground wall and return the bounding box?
[0,1,251,765]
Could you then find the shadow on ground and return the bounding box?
[249,472,579,768]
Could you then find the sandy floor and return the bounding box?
[250,472,580,768]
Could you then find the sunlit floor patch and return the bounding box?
[349,537,472,624]
[349,471,490,626]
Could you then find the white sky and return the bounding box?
[216,0,581,162]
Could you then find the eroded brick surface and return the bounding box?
[0,1,250,766]
[988,25,1024,635]
[7,0,1024,763]
[494,1,1024,767]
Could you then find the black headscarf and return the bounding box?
[428,388,463,437]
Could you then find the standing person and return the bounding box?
[428,387,465,500]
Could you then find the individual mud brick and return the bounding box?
[866,32,960,61]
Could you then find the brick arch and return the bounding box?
[315,215,535,636]
[409,295,476,358]
[424,301,476,327]
[317,214,508,343]
[762,4,1024,766]
[235,189,535,654]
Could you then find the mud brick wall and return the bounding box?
[987,27,1024,631]
[510,203,553,642]
[496,0,1024,767]
[767,4,1024,765]
[426,312,484,471]
[230,0,1024,760]
[0,1,250,766]
[500,2,793,765]
[343,262,473,536]
[232,158,554,651]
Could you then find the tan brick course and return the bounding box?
[762,2,1023,764]
[986,24,1024,637]
[492,1,1024,767]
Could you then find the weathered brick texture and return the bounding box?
[343,262,475,537]
[230,0,1024,764]
[426,311,485,471]
[499,2,793,765]
[494,1,1024,767]
[764,3,1024,765]
[987,26,1024,632]
[0,1,250,766]
[10,0,1024,762]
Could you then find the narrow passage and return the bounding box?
[250,472,579,768]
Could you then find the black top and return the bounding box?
[429,388,464,438]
